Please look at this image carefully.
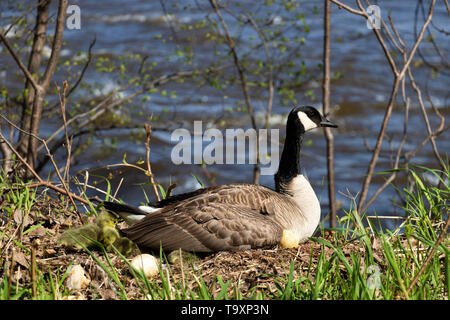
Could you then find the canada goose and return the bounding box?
[103,106,338,252]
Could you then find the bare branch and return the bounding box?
[57,81,72,181]
[3,0,47,37]
[330,0,437,212]
[359,2,444,212]
[40,0,68,89]
[0,109,13,173]
[17,0,50,159]
[209,0,260,184]
[39,92,116,152]
[407,67,445,169]
[407,213,450,292]
[0,33,41,92]
[0,114,87,218]
[66,37,96,99]
[322,0,337,227]
[329,0,366,16]
[0,133,13,173]
[245,14,274,130]
[27,0,68,159]
[0,123,43,183]
[144,119,161,202]
[398,0,436,80]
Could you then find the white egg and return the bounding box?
[66,264,90,290]
[130,254,159,278]
[280,229,300,248]
[62,293,86,300]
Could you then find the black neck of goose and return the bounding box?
[274,121,305,192]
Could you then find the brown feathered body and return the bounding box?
[119,183,313,252]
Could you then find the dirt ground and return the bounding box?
[0,194,368,300]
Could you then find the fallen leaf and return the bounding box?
[14,250,30,269]
[45,248,57,256]
[13,209,32,227]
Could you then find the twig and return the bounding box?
[31,239,39,299]
[39,92,116,152]
[358,0,399,75]
[16,0,50,163]
[0,127,43,184]
[159,0,179,42]
[44,37,97,115]
[414,1,450,75]
[1,114,81,214]
[6,248,15,300]
[245,13,275,185]
[0,32,41,92]
[37,69,200,165]
[397,0,436,79]
[27,0,69,168]
[359,8,446,214]
[361,0,435,211]
[0,222,21,262]
[330,0,366,16]
[322,0,337,228]
[366,215,407,220]
[166,183,177,198]
[144,119,161,202]
[112,178,124,200]
[0,116,90,212]
[57,81,72,182]
[72,181,121,203]
[83,170,89,196]
[244,14,274,131]
[40,0,68,90]
[209,0,260,184]
[330,0,437,213]
[407,213,450,293]
[359,16,411,214]
[105,162,148,174]
[3,0,47,37]
[407,67,445,170]
[179,249,186,289]
[0,120,13,173]
[66,37,96,98]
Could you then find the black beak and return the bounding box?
[320,117,338,128]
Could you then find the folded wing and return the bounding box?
[119,184,286,252]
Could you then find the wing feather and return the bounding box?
[120,184,289,252]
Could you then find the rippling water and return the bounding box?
[1,1,448,228]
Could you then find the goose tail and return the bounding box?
[102,201,159,225]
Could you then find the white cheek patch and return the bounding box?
[297,111,318,131]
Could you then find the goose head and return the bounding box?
[275,106,338,189]
[288,106,338,134]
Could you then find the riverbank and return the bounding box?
[0,166,448,300]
